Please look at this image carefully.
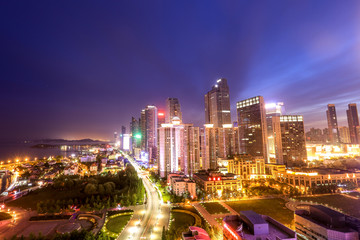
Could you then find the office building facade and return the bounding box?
[275,115,307,166]
[204,78,231,127]
[326,104,340,143]
[237,96,268,161]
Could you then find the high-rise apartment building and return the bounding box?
[201,124,239,170]
[158,121,200,177]
[347,103,359,144]
[339,126,351,144]
[326,104,340,143]
[183,124,201,176]
[140,109,146,150]
[165,98,182,123]
[237,96,268,161]
[158,122,183,178]
[204,78,231,127]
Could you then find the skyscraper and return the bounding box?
[157,110,165,128]
[347,103,359,144]
[204,78,231,127]
[140,109,146,150]
[273,115,307,166]
[237,96,268,161]
[130,117,141,151]
[265,102,284,164]
[120,126,126,150]
[165,98,182,123]
[158,121,184,178]
[183,124,201,176]
[201,124,239,170]
[141,105,158,161]
[326,104,340,143]
[339,126,351,144]
[158,121,200,177]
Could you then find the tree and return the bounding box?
[98,184,105,195]
[84,183,97,195]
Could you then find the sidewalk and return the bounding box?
[192,203,221,229]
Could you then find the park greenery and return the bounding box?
[200,202,230,215]
[226,198,294,228]
[6,230,110,240]
[9,165,145,213]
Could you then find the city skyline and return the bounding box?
[2,1,360,140]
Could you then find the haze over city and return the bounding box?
[2,1,360,140]
[3,2,360,240]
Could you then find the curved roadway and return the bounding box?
[118,152,169,240]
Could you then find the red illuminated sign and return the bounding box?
[158,112,164,116]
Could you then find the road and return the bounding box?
[118,152,169,240]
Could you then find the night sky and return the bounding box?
[2,1,360,140]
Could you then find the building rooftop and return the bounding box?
[291,167,356,175]
[241,210,267,225]
[194,172,237,182]
[223,211,296,240]
[295,205,359,233]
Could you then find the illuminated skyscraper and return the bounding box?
[166,98,182,123]
[120,126,126,150]
[130,117,141,150]
[158,121,184,178]
[140,109,146,150]
[274,115,307,166]
[157,110,165,128]
[141,105,158,161]
[237,96,268,161]
[326,104,340,143]
[204,78,231,127]
[183,124,201,176]
[158,120,200,177]
[201,124,239,170]
[347,103,359,144]
[265,102,284,164]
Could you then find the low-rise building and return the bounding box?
[64,165,78,175]
[169,175,196,199]
[193,172,240,196]
[295,205,360,240]
[223,210,296,240]
[80,155,96,162]
[274,168,360,191]
[226,155,268,180]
